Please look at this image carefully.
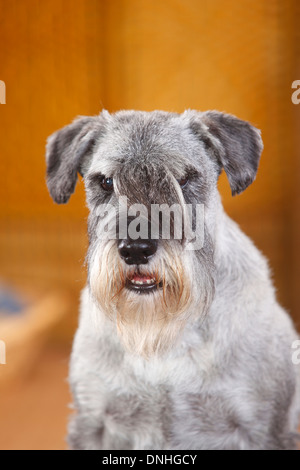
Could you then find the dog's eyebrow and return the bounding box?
[87,168,201,184]
[179,167,201,180]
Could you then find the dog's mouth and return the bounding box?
[126,273,162,293]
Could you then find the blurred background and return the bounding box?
[0,0,299,450]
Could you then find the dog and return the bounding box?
[45,109,300,450]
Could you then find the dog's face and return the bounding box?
[46,110,263,357]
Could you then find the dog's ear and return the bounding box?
[46,115,104,204]
[196,111,263,196]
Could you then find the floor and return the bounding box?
[0,345,71,450]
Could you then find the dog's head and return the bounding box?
[46,110,263,356]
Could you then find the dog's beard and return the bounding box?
[88,240,214,358]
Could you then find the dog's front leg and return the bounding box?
[67,412,133,450]
[67,394,170,450]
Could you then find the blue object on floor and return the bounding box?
[0,285,25,315]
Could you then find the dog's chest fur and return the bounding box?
[70,273,298,450]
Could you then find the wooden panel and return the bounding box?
[0,0,104,219]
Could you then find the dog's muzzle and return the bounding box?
[118,238,161,293]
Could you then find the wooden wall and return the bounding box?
[0,0,299,332]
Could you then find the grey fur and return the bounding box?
[46,109,300,450]
[46,115,103,203]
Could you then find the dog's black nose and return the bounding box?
[118,239,158,265]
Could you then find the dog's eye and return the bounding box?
[101,176,114,191]
[177,177,188,188]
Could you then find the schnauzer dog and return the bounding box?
[46,109,299,450]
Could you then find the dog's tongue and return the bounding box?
[132,273,153,282]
